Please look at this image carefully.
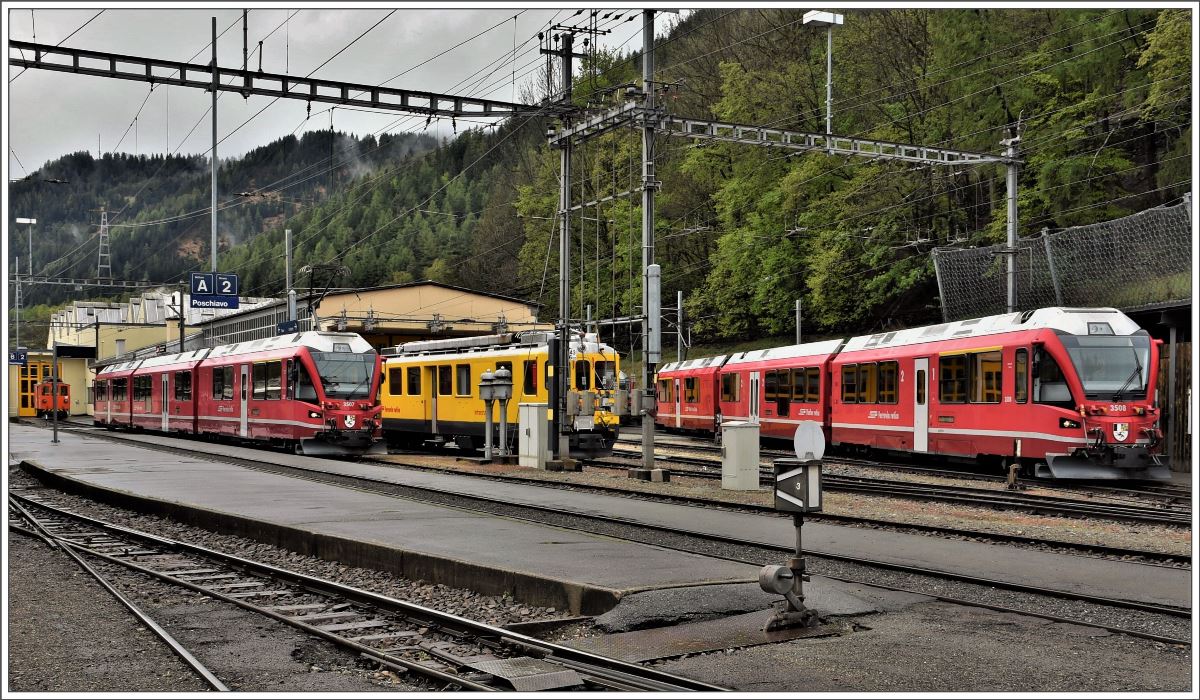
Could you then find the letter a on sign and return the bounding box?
[190,272,214,296]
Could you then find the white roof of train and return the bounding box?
[724,339,845,366]
[840,307,1140,353]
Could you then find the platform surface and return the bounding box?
[10,425,1190,610]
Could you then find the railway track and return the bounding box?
[14,456,1189,650]
[608,448,1192,527]
[8,492,724,693]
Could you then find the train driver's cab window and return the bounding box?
[1033,347,1074,407]
[594,361,615,390]
[406,367,421,396]
[293,363,319,403]
[575,360,591,391]
[684,377,699,403]
[438,365,453,396]
[523,360,538,395]
[721,373,740,402]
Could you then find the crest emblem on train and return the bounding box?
[344,414,357,429]
[1113,422,1129,442]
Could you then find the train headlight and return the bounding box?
[309,411,322,419]
[1060,418,1081,429]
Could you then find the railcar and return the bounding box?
[654,308,1166,480]
[34,378,71,419]
[92,332,384,456]
[381,330,622,459]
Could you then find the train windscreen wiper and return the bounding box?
[1111,349,1143,402]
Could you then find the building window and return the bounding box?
[1015,349,1028,404]
[388,367,404,396]
[456,364,472,396]
[720,373,740,402]
[841,364,858,403]
[406,366,421,396]
[523,360,538,395]
[438,365,453,396]
[878,361,898,404]
[939,355,968,404]
[684,377,698,403]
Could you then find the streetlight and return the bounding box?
[802,10,844,141]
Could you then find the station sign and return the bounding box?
[8,349,28,366]
[190,272,240,309]
[277,320,299,334]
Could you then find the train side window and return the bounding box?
[1015,349,1028,403]
[523,360,538,395]
[113,378,127,402]
[388,367,404,396]
[438,365,453,396]
[212,367,224,399]
[764,371,779,400]
[456,364,472,396]
[497,361,513,385]
[841,364,858,403]
[265,362,282,400]
[806,367,821,403]
[916,370,926,405]
[791,369,807,402]
[575,360,591,390]
[859,363,878,403]
[658,379,672,402]
[969,351,1002,404]
[721,373,740,402]
[406,367,421,396]
[175,371,192,401]
[878,361,898,404]
[938,355,967,404]
[222,367,235,400]
[252,363,268,400]
[684,377,699,403]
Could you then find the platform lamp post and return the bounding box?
[802,10,843,150]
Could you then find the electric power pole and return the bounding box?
[640,9,661,472]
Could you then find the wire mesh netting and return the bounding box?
[932,196,1193,321]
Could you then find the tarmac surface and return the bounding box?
[10,425,1190,614]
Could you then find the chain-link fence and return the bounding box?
[932,195,1193,321]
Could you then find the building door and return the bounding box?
[239,364,249,437]
[17,361,54,418]
[161,373,169,431]
[749,371,760,423]
[914,357,929,452]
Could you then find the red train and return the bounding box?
[93,332,384,456]
[656,307,1166,480]
[35,378,71,419]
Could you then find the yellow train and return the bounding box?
[380,331,624,459]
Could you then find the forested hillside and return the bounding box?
[14,8,1189,345]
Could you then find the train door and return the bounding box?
[161,373,169,431]
[913,357,929,452]
[105,380,112,423]
[239,364,249,437]
[674,378,682,428]
[749,371,761,423]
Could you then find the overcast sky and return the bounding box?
[6,5,683,175]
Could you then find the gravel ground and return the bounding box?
[654,600,1192,692]
[375,451,1191,557]
[7,533,211,693]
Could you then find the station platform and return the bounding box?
[10,425,1190,612]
